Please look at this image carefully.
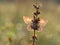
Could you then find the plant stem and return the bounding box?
[33,30,35,45]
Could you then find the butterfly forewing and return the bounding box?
[23,16,32,24]
[38,19,48,32]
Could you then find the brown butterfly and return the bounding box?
[23,16,48,32]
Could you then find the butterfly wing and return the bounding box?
[23,16,48,32]
[38,19,48,32]
[23,16,32,24]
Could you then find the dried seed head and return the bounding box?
[9,37,12,42]
[33,5,39,9]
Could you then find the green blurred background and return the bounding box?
[0,0,60,45]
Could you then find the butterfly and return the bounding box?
[23,16,48,32]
